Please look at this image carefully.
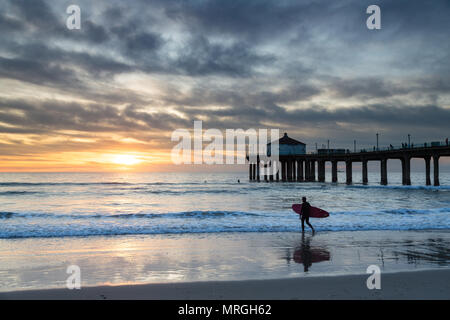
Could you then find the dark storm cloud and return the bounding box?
[163,0,305,41]
[9,0,59,29]
[380,0,450,34]
[12,42,131,76]
[126,32,163,52]
[287,105,450,128]
[0,56,79,87]
[0,13,26,32]
[329,78,410,99]
[166,82,321,110]
[173,36,274,76]
[0,0,449,151]
[102,6,125,22]
[327,76,450,100]
[0,0,278,80]
[60,20,111,44]
[177,101,450,131]
[0,98,190,134]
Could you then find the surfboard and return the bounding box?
[293,248,330,264]
[292,204,329,218]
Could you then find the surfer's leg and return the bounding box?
[301,218,305,232]
[305,216,315,233]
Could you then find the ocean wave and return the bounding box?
[1,207,449,238]
[331,207,450,216]
[136,189,247,195]
[0,212,15,219]
[1,207,449,220]
[105,211,261,219]
[0,182,132,186]
[0,181,240,187]
[1,225,449,239]
[0,191,39,195]
[0,210,263,220]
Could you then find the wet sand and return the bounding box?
[0,230,449,299]
[1,268,449,299]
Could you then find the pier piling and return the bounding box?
[433,155,440,186]
[332,161,338,183]
[287,160,292,181]
[402,156,411,185]
[305,161,310,182]
[318,161,325,182]
[281,161,286,181]
[346,161,352,185]
[381,158,388,185]
[256,159,260,182]
[310,161,316,182]
[297,160,303,181]
[362,160,368,185]
[425,157,431,186]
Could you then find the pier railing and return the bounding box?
[308,140,448,155]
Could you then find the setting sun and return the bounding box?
[111,154,142,166]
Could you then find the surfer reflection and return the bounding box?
[293,234,330,272]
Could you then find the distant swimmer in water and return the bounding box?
[300,196,315,234]
[237,179,240,183]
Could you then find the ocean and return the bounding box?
[0,171,449,291]
[0,171,449,238]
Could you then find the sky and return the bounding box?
[0,0,449,172]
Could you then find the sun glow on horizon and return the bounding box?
[111,154,142,166]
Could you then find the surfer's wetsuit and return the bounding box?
[300,201,314,233]
[301,201,311,217]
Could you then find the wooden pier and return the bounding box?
[248,144,450,186]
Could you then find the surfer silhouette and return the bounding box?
[300,197,315,234]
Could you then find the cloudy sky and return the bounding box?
[0,0,449,171]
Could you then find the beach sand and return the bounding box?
[1,269,449,300]
[1,230,449,299]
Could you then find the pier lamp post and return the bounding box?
[376,133,379,151]
[354,140,356,153]
[408,134,411,147]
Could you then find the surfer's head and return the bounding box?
[302,196,306,202]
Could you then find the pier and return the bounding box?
[248,140,450,186]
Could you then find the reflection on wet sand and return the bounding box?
[0,230,448,292]
[280,230,450,275]
[293,234,330,272]
[391,237,450,266]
